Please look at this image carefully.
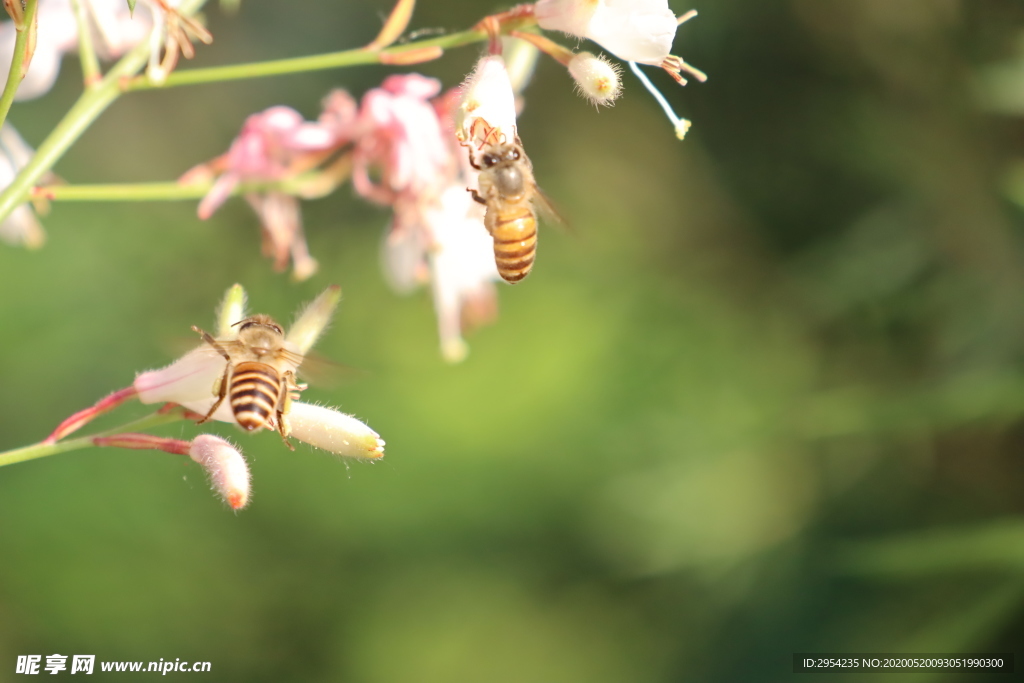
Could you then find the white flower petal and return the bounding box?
[536,0,678,66]
[426,186,500,362]
[216,284,248,338]
[285,285,341,355]
[535,0,600,37]
[134,346,226,406]
[0,125,45,247]
[458,56,518,144]
[587,0,677,65]
[381,222,431,295]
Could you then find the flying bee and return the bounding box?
[468,136,562,284]
[191,314,306,449]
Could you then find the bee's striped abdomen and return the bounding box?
[488,203,537,284]
[229,361,281,432]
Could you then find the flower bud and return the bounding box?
[567,52,622,106]
[189,435,251,510]
[287,403,385,460]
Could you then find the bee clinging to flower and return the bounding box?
[468,133,561,284]
[132,285,385,461]
[192,313,307,447]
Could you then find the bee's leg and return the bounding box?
[198,365,230,425]
[470,189,487,205]
[276,371,296,451]
[192,326,232,362]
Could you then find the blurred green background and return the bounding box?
[2,0,1024,680]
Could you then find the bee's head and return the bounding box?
[235,315,283,335]
[479,143,522,169]
[234,315,284,354]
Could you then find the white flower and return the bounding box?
[133,285,385,459]
[535,0,678,66]
[567,51,622,106]
[189,434,251,510]
[0,0,157,101]
[457,55,518,146]
[383,184,500,363]
[0,0,78,101]
[0,124,45,248]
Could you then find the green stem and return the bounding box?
[35,172,329,202]
[70,0,103,87]
[0,0,207,224]
[38,181,214,202]
[0,408,192,468]
[126,28,487,91]
[0,0,38,130]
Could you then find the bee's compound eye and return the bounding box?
[510,148,520,161]
[482,154,498,167]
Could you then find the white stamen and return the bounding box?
[629,61,691,140]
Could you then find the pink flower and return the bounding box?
[187,106,343,280]
[535,0,678,65]
[244,192,318,281]
[351,74,454,215]
[195,106,340,219]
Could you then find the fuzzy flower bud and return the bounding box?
[287,403,385,460]
[568,51,622,106]
[189,435,251,510]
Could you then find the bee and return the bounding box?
[468,136,560,284]
[191,314,306,449]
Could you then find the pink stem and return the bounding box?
[44,385,138,444]
[93,432,192,456]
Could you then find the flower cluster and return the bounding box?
[190,67,514,362]
[0,1,708,511]
[183,1,705,358]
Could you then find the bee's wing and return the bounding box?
[277,347,365,389]
[275,346,306,366]
[163,336,244,364]
[531,184,570,232]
